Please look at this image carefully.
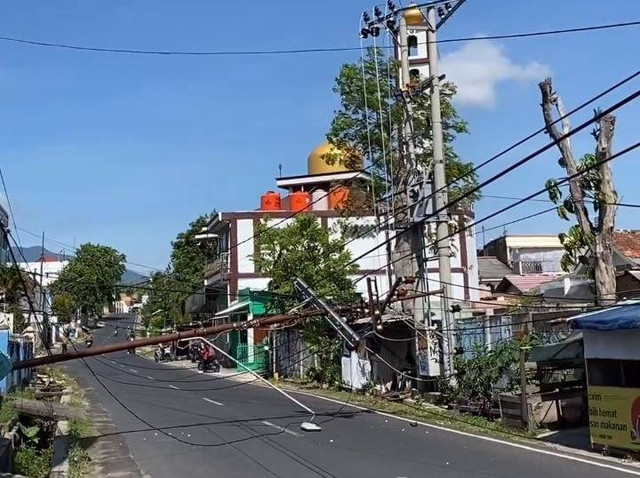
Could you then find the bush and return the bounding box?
[13,445,52,478]
[439,336,539,416]
[0,399,16,423]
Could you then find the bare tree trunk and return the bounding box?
[539,78,617,303]
[539,78,593,233]
[594,114,617,302]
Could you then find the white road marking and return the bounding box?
[288,390,640,476]
[145,376,155,381]
[169,385,180,390]
[261,421,303,438]
[202,398,224,406]
[129,368,138,374]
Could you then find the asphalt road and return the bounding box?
[63,315,640,478]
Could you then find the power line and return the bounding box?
[438,68,640,198]
[483,194,640,209]
[338,87,640,287]
[0,20,637,56]
[349,138,640,289]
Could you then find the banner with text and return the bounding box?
[588,386,640,452]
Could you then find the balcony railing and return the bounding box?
[205,252,230,280]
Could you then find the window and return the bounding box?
[408,35,418,56]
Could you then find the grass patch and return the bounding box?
[0,398,16,423]
[68,442,92,478]
[280,383,536,442]
[69,417,95,439]
[13,445,52,478]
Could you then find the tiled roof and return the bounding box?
[613,231,640,260]
[496,274,560,293]
[477,256,512,281]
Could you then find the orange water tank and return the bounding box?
[260,191,282,211]
[329,186,350,210]
[290,191,311,212]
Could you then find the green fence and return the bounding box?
[235,343,266,374]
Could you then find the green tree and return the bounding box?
[51,293,76,324]
[9,305,26,334]
[0,265,36,307]
[327,48,480,210]
[51,244,126,318]
[141,213,217,327]
[254,214,358,386]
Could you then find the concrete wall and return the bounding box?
[0,330,33,394]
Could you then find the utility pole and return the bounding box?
[361,1,463,381]
[426,4,455,379]
[40,231,50,349]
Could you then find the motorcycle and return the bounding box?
[154,345,175,363]
[197,346,220,373]
[189,343,203,363]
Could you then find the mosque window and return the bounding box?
[408,35,418,56]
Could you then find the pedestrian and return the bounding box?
[61,333,69,354]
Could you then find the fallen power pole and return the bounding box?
[13,307,356,371]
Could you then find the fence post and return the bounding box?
[519,346,535,432]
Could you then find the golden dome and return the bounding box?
[404,4,426,26]
[307,141,362,175]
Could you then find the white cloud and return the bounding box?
[440,40,550,108]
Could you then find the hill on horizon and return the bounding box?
[9,246,148,285]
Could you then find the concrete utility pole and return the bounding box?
[397,13,426,333]
[426,4,455,379]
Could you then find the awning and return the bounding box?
[571,302,640,331]
[214,300,251,318]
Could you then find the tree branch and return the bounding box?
[539,77,594,233]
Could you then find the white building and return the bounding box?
[203,141,479,313]
[17,255,70,288]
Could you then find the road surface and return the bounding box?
[63,316,640,478]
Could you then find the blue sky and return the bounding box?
[1,0,639,272]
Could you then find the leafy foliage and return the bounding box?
[51,244,125,318]
[51,292,76,324]
[254,214,357,385]
[546,152,614,273]
[254,214,358,308]
[439,335,539,416]
[0,265,36,309]
[327,48,480,210]
[141,213,217,327]
[13,445,52,478]
[10,305,26,334]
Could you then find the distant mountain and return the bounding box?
[11,246,69,262]
[10,246,148,285]
[120,269,149,285]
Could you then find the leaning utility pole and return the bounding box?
[426,4,455,379]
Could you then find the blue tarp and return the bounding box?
[571,304,640,331]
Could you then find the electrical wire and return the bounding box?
[345,118,640,290]
[0,20,637,56]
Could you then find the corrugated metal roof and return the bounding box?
[477,256,512,281]
[496,274,560,293]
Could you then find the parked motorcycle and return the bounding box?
[154,345,175,363]
[189,342,203,363]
